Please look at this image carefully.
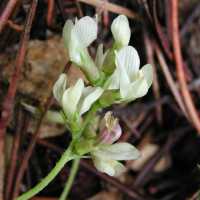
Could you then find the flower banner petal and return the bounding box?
[72,16,97,48]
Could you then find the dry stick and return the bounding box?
[152,0,173,61]
[7,20,23,32]
[165,0,172,42]
[180,2,200,38]
[170,0,200,134]
[77,0,140,20]
[36,140,149,200]
[46,0,55,27]
[144,32,162,124]
[155,44,188,118]
[12,61,72,200]
[5,110,24,200]
[0,1,37,199]
[0,0,20,32]
[75,0,83,17]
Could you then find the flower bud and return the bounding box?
[111,15,131,48]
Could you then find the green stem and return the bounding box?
[59,158,80,200]
[16,103,102,200]
[17,144,74,200]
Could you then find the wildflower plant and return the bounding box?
[18,15,153,200]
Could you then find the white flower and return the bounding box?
[106,46,153,103]
[53,74,104,120]
[92,142,140,176]
[63,16,100,83]
[111,15,131,47]
[90,112,140,176]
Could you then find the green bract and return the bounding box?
[53,74,103,122]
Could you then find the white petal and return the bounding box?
[140,64,153,88]
[79,87,104,115]
[111,15,131,46]
[72,16,97,48]
[92,157,126,176]
[124,77,149,102]
[46,110,65,124]
[53,74,67,104]
[94,142,140,161]
[116,46,140,79]
[63,20,74,49]
[106,69,120,90]
[95,44,108,69]
[62,79,84,118]
[114,52,130,98]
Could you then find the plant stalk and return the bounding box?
[16,144,74,200]
[59,158,80,200]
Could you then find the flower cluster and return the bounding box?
[52,14,152,176]
[25,15,153,176]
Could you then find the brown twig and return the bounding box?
[0,0,37,198]
[78,0,140,19]
[0,0,20,33]
[170,0,200,134]
[144,32,162,124]
[155,44,188,117]
[5,110,27,200]
[46,0,55,27]
[152,0,173,60]
[7,20,23,32]
[12,61,71,199]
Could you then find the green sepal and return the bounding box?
[101,43,121,75]
[99,90,120,107]
[74,138,95,156]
